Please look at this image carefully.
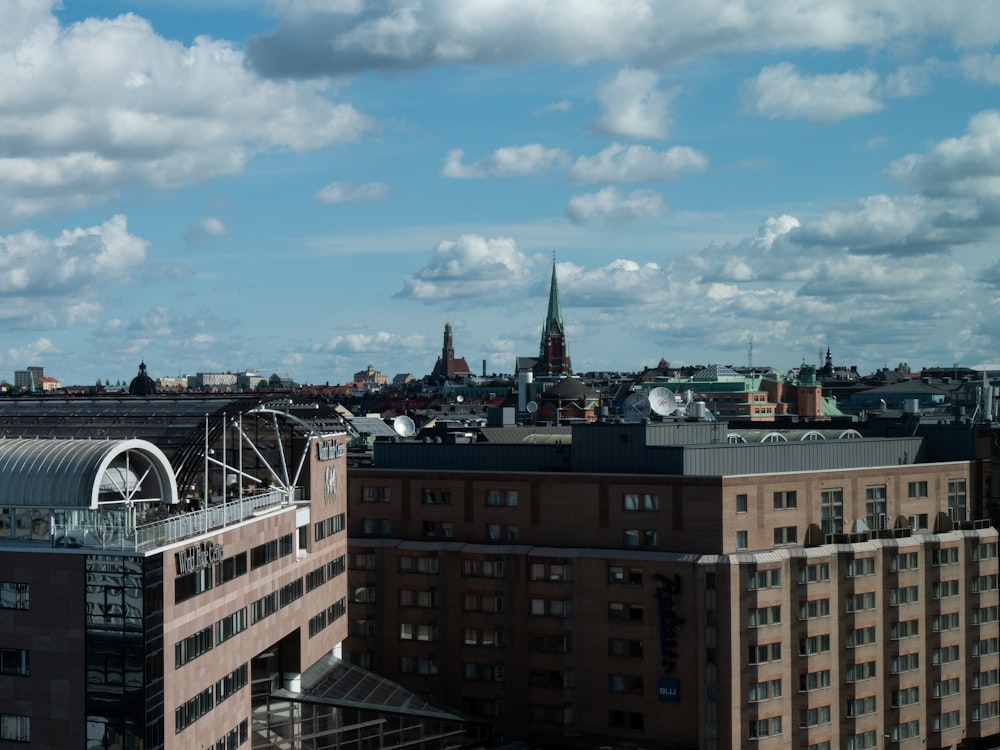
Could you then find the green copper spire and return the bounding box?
[543,256,564,336]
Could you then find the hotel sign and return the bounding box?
[176,541,224,574]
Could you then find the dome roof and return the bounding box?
[539,377,600,401]
[129,361,157,396]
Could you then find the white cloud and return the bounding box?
[246,1,1000,77]
[1,337,58,375]
[398,235,540,301]
[0,6,372,221]
[184,217,230,244]
[442,145,570,179]
[743,62,883,121]
[567,143,707,184]
[960,52,1000,85]
[594,69,675,140]
[566,187,669,226]
[314,331,426,354]
[316,181,391,203]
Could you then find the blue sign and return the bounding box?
[658,677,680,703]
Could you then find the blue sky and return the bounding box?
[3,1,1000,386]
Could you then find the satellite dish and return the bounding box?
[648,387,678,416]
[622,392,651,422]
[456,394,464,403]
[526,401,538,414]
[392,415,416,438]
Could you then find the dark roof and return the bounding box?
[540,377,599,401]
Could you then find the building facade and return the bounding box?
[344,421,1000,749]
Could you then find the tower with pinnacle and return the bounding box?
[534,258,572,376]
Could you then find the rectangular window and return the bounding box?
[747,569,781,590]
[890,721,920,742]
[891,687,920,707]
[801,705,832,726]
[845,661,876,682]
[973,574,999,593]
[250,592,278,623]
[845,626,876,647]
[889,585,919,605]
[250,539,279,570]
[736,530,748,550]
[932,547,960,565]
[362,485,390,502]
[175,626,213,668]
[846,730,877,750]
[799,669,831,691]
[747,606,781,628]
[798,599,830,620]
[799,634,831,655]
[864,485,887,530]
[908,513,929,530]
[890,652,919,673]
[748,678,782,702]
[215,663,249,705]
[773,490,797,509]
[890,551,919,572]
[973,669,1000,689]
[748,716,782,739]
[215,608,248,645]
[798,562,830,583]
[846,592,877,612]
[890,619,919,639]
[747,642,781,665]
[972,637,1000,657]
[933,677,961,698]
[820,489,843,535]
[0,715,30,743]
[0,582,29,610]
[845,557,876,577]
[973,542,998,560]
[907,481,928,499]
[947,479,967,522]
[214,552,248,586]
[932,710,961,732]
[773,526,797,545]
[736,494,748,513]
[973,701,1000,722]
[974,606,1000,624]
[933,579,960,599]
[931,645,960,664]
[0,648,29,677]
[463,559,505,578]
[932,612,961,632]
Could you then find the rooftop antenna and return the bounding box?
[747,337,753,370]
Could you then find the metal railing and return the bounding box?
[50,488,292,552]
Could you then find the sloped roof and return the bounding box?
[691,363,743,380]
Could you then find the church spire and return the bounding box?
[543,255,564,337]
[535,255,571,376]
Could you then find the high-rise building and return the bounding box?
[345,418,1000,749]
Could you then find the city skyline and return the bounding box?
[3,1,1000,387]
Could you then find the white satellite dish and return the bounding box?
[526,401,538,414]
[456,395,465,403]
[392,415,416,438]
[622,392,651,422]
[647,387,678,417]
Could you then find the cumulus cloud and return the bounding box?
[566,187,669,226]
[0,5,372,222]
[397,235,540,301]
[0,215,148,328]
[567,143,707,184]
[313,331,426,354]
[594,69,676,140]
[742,62,883,121]
[316,181,391,203]
[442,145,570,179]
[246,0,1000,78]
[960,52,1000,85]
[184,217,229,244]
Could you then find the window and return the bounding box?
[747,569,781,590]
[890,619,919,639]
[891,687,919,707]
[947,479,967,522]
[933,677,960,698]
[463,593,503,613]
[251,592,278,623]
[175,626,213,668]
[736,494,748,512]
[932,711,961,732]
[773,526,797,545]
[847,695,877,719]
[890,720,920,742]
[845,557,876,577]
[623,493,658,511]
[973,701,1000,722]
[530,598,572,618]
[530,562,572,581]
[399,656,438,675]
[846,592,876,611]
[973,542,998,560]
[278,578,304,607]
[932,612,961,632]
[798,562,830,583]
[216,663,249,705]
[932,547,960,565]
[820,489,843,535]
[175,686,213,733]
[973,669,1000,689]
[973,637,1000,657]
[399,623,439,642]
[736,530,748,550]
[773,490,797,509]
[399,555,440,575]
[908,481,928,499]
[799,669,830,691]
[215,608,248,645]
[908,513,929,530]
[215,552,248,586]
[747,642,781,665]
[798,599,830,620]
[845,661,876,682]
[864,485,887,530]
[608,637,642,658]
[608,602,643,622]
[890,652,919,673]
[748,678,782,702]
[747,606,781,628]
[845,626,876,647]
[362,485,390,502]
[0,583,29,610]
[278,533,293,557]
[608,673,642,694]
[399,589,438,608]
[0,648,29,677]
[933,579,960,599]
[931,645,960,664]
[890,551,919,571]
[973,574,999,593]
[748,716,782,739]
[801,705,832,727]
[0,714,30,743]
[422,488,452,505]
[351,552,376,570]
[846,730,877,750]
[799,634,830,655]
[623,528,657,547]
[464,559,505,578]
[889,585,919,605]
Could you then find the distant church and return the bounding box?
[430,323,473,381]
[517,259,572,377]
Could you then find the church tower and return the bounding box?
[535,259,572,376]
